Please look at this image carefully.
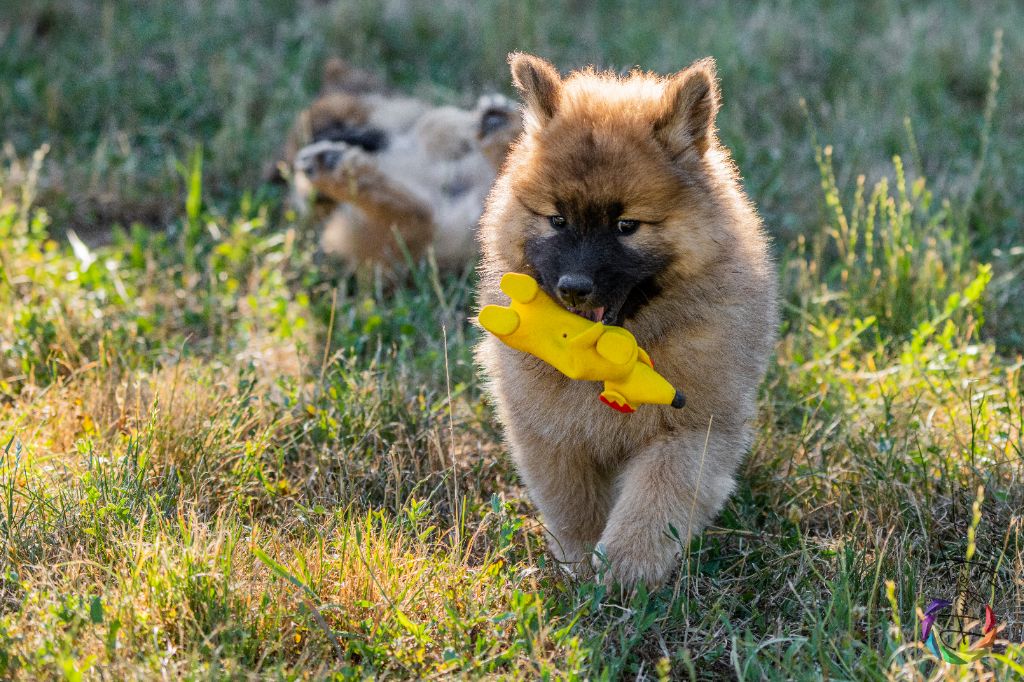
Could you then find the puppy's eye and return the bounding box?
[616,219,640,236]
[549,215,567,230]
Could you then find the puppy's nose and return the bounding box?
[556,274,594,307]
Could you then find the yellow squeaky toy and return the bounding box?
[479,273,686,413]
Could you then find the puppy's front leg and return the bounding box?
[514,446,613,575]
[596,428,742,589]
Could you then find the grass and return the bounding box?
[2,1,1024,679]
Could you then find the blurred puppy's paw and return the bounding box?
[295,140,371,180]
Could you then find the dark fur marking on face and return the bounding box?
[554,198,625,235]
[523,201,672,324]
[618,276,664,322]
[312,122,388,152]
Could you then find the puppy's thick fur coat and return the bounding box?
[476,54,777,587]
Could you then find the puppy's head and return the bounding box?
[303,93,388,152]
[276,92,390,216]
[265,59,389,185]
[499,53,728,326]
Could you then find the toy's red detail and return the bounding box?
[599,395,635,413]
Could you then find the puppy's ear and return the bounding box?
[655,57,720,160]
[509,52,562,129]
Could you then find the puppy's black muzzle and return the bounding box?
[556,273,595,309]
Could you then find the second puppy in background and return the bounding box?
[280,59,522,271]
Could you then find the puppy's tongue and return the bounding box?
[567,306,607,322]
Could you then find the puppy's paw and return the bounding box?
[295,140,371,182]
[593,526,679,591]
[545,534,596,581]
[475,93,518,138]
[476,94,523,169]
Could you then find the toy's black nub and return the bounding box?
[671,390,686,409]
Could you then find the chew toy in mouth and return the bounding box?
[479,273,686,412]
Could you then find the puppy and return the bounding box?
[279,58,522,270]
[475,54,778,588]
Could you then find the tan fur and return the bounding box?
[476,54,778,588]
[282,59,523,271]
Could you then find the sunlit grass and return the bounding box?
[3,130,1023,678]
[2,1,1024,678]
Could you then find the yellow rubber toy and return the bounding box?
[479,272,686,413]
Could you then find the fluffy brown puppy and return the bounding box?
[476,54,778,588]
